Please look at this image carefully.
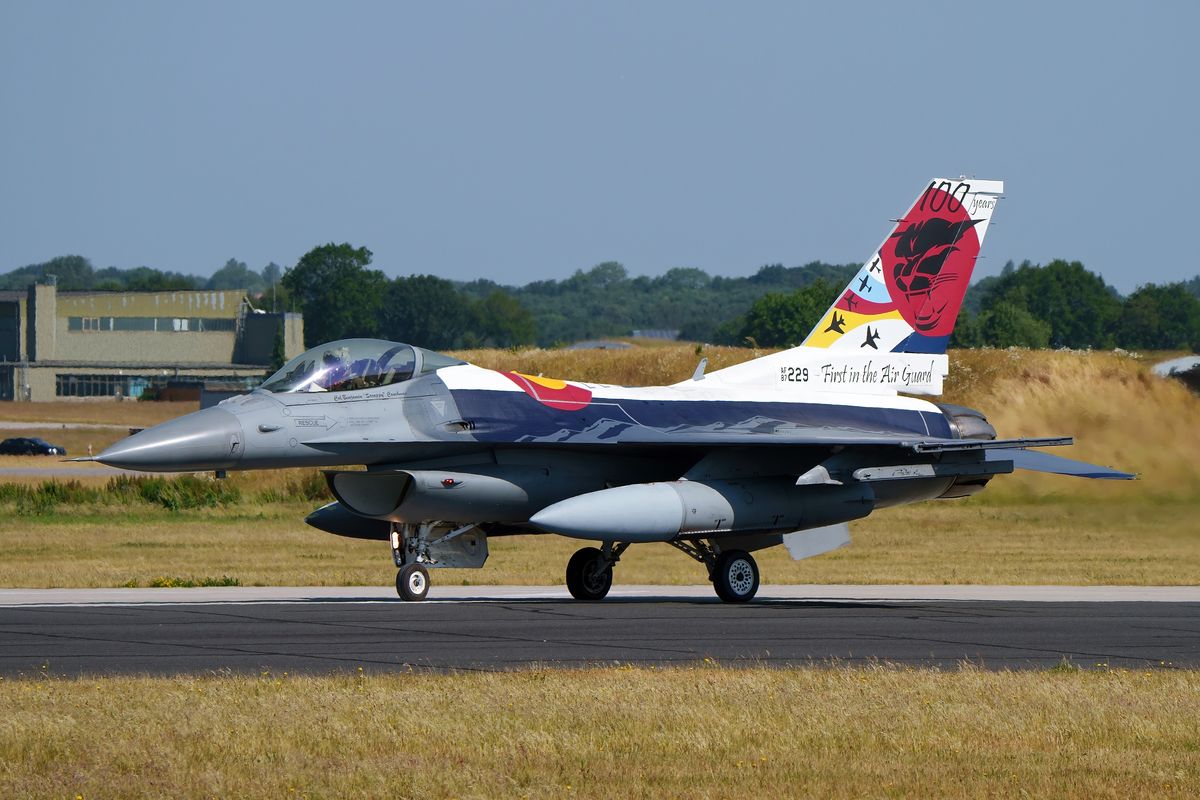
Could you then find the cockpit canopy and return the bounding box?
[259,338,465,394]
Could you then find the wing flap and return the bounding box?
[911,436,1073,453]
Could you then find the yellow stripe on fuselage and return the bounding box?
[803,309,904,348]
[512,372,568,390]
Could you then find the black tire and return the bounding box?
[712,549,759,603]
[565,547,613,601]
[396,562,430,601]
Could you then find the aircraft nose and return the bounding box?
[95,407,245,471]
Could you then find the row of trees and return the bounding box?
[4,249,859,349]
[280,249,865,349]
[6,250,1200,351]
[0,254,285,296]
[727,260,1200,351]
[280,244,538,349]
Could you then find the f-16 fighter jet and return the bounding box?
[90,178,1132,602]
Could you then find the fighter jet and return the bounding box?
[89,178,1132,603]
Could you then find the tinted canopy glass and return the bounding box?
[259,339,465,394]
[259,339,427,393]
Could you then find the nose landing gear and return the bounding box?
[565,542,629,600]
[396,562,430,602]
[389,521,487,601]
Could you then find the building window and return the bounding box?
[56,373,133,398]
[112,317,157,332]
[55,373,262,399]
[67,316,236,333]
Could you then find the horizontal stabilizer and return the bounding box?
[985,448,1135,480]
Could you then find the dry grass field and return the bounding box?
[2,665,1197,798]
[0,399,197,427]
[0,498,1194,588]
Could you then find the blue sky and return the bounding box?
[2,1,1196,293]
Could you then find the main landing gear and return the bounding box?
[563,540,761,603]
[669,540,761,603]
[711,549,760,603]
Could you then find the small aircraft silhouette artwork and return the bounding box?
[824,311,847,334]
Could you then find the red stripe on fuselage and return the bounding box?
[500,372,593,411]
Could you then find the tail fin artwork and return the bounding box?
[699,177,1003,393]
[801,178,1003,354]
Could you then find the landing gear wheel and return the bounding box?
[712,549,759,603]
[396,563,430,602]
[566,547,613,601]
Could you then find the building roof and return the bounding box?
[7,360,268,371]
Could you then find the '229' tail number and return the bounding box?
[779,366,810,382]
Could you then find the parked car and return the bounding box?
[0,437,68,456]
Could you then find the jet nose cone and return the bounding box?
[96,407,244,471]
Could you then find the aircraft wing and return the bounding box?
[306,419,1133,480]
[537,428,1134,480]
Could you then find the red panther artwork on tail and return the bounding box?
[882,185,983,337]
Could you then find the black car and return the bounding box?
[0,437,68,456]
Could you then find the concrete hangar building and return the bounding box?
[0,278,304,402]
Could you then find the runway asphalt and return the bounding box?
[1,585,1197,674]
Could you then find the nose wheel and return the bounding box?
[565,547,613,600]
[396,562,430,602]
[565,543,630,600]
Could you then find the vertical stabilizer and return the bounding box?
[801,178,1003,354]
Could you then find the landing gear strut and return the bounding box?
[390,525,427,602]
[669,540,760,603]
[565,542,629,601]
[389,521,488,601]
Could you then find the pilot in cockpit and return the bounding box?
[315,349,350,391]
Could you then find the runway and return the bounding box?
[2,585,1197,675]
